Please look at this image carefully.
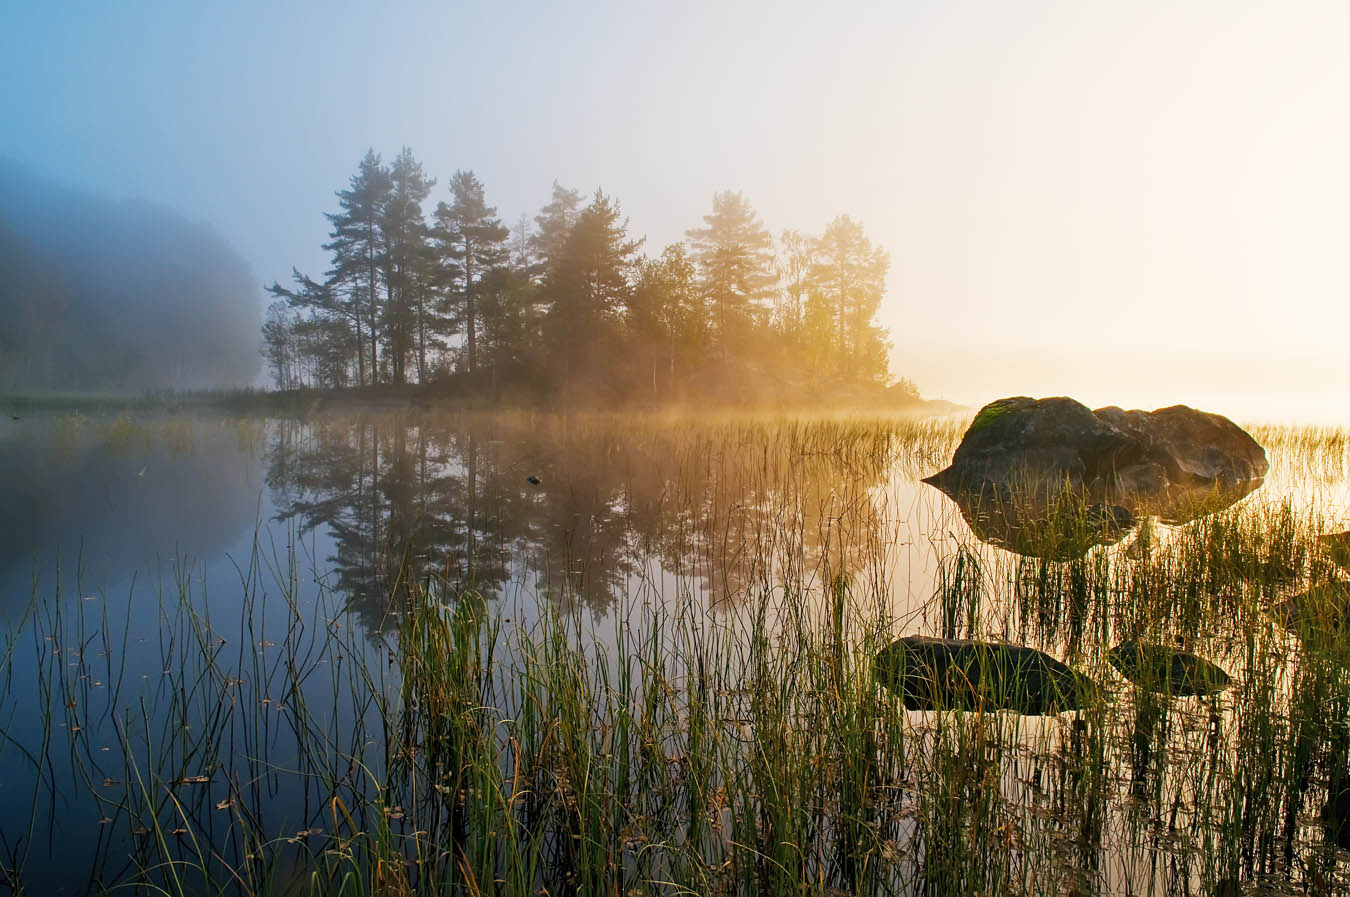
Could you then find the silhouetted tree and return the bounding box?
[265,269,360,387]
[261,301,298,389]
[323,150,392,385]
[478,265,539,391]
[432,171,509,375]
[530,181,583,281]
[382,148,435,383]
[544,190,642,393]
[264,158,913,406]
[628,243,703,396]
[777,228,813,338]
[808,215,890,382]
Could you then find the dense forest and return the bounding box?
[264,148,918,405]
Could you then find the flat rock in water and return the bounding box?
[1108,641,1232,697]
[923,397,1266,556]
[874,635,1096,715]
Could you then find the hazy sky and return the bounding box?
[4,1,1348,420]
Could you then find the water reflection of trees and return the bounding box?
[264,414,893,624]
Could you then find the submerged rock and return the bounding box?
[1107,641,1232,697]
[1320,532,1350,570]
[1269,581,1350,642]
[1325,781,1350,851]
[922,397,1266,557]
[873,635,1096,715]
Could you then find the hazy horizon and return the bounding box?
[5,1,1348,421]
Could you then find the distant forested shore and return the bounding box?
[262,147,920,406]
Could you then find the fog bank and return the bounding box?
[0,164,261,392]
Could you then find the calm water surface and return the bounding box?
[1,409,1348,894]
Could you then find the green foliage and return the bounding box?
[267,160,914,406]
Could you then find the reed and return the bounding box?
[5,413,1350,894]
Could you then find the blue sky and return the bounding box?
[5,1,1350,418]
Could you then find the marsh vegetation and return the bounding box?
[3,411,1350,895]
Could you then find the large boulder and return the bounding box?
[1094,404,1268,498]
[923,398,1266,554]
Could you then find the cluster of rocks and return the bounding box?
[922,396,1269,558]
[874,635,1231,714]
[875,397,1255,714]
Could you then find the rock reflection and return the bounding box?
[1108,641,1232,698]
[926,483,1138,560]
[925,478,1262,560]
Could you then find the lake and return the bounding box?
[2,408,1349,895]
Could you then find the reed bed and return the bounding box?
[3,414,1350,895]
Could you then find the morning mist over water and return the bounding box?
[0,164,262,393]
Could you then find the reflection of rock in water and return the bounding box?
[1108,641,1232,697]
[931,484,1137,559]
[873,635,1097,715]
[923,397,1267,558]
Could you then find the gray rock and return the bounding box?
[923,398,1267,555]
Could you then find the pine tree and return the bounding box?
[685,191,778,359]
[382,148,435,383]
[265,269,361,386]
[530,181,583,280]
[808,215,890,382]
[432,171,509,374]
[545,190,642,389]
[323,150,392,384]
[628,243,702,395]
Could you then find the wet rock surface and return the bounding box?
[874,635,1096,715]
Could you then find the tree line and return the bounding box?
[263,147,917,404]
